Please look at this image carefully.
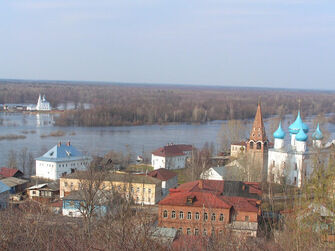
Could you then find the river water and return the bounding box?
[0,112,334,167]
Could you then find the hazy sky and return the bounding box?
[1,0,335,89]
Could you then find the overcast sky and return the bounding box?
[1,0,334,90]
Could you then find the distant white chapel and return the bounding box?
[27,94,51,111]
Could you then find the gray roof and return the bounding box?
[27,181,59,191]
[63,171,161,185]
[0,177,29,188]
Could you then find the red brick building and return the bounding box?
[158,180,261,237]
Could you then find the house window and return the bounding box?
[187,228,191,235]
[204,212,208,221]
[219,214,224,221]
[136,187,140,193]
[32,191,36,195]
[163,210,168,218]
[187,212,192,220]
[194,228,199,236]
[178,228,182,234]
[148,188,151,193]
[272,160,275,167]
[179,211,184,219]
[195,212,200,220]
[172,210,176,219]
[211,213,216,221]
[245,216,249,222]
[203,229,207,236]
[295,163,298,170]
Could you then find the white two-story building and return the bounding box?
[35,141,90,180]
[151,144,193,170]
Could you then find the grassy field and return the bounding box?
[126,164,154,173]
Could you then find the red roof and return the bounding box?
[223,196,259,212]
[152,144,193,157]
[0,167,22,178]
[147,168,177,181]
[160,179,261,213]
[159,191,232,209]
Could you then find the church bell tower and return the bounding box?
[246,101,269,179]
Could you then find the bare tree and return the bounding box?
[218,120,247,152]
[77,166,107,235]
[7,150,17,169]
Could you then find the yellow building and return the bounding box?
[60,171,162,205]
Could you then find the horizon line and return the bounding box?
[0,77,334,93]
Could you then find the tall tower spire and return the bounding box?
[249,101,267,142]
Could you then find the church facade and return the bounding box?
[267,111,332,188]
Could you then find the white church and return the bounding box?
[267,111,333,187]
[28,94,51,111]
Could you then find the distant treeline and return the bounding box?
[1,81,334,126]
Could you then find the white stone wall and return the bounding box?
[36,159,89,180]
[152,154,188,170]
[152,155,165,170]
[231,145,245,157]
[268,149,311,187]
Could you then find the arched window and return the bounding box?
[257,142,262,149]
[219,213,224,221]
[187,228,191,235]
[211,213,216,221]
[163,210,168,218]
[250,141,254,149]
[179,211,184,219]
[195,212,200,220]
[204,212,208,221]
[172,210,176,218]
[187,212,192,220]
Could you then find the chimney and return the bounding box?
[57,141,61,147]
[66,141,71,146]
[199,179,203,189]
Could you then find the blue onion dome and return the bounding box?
[295,123,308,142]
[273,121,285,139]
[289,111,309,134]
[312,123,323,140]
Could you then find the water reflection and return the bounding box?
[36,113,54,127]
